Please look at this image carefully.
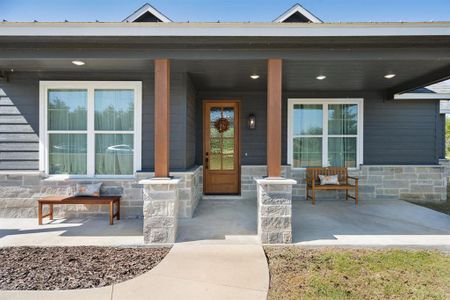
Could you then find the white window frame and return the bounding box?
[39,81,142,178]
[287,98,364,170]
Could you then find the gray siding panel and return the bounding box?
[0,73,441,172]
[186,75,197,168]
[197,91,440,166]
[0,161,39,170]
[196,91,267,165]
[438,113,446,159]
[0,71,193,172]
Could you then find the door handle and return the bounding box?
[205,152,209,169]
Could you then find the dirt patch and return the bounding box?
[265,247,450,300]
[0,246,170,290]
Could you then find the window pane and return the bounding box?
[209,154,221,170]
[95,89,134,131]
[210,138,221,154]
[222,107,234,138]
[222,139,234,155]
[49,133,87,175]
[222,155,234,170]
[328,137,357,168]
[293,104,322,135]
[48,89,87,131]
[210,107,221,138]
[293,137,322,168]
[328,104,358,135]
[95,134,134,175]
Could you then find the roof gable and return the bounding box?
[123,3,172,23]
[273,4,322,23]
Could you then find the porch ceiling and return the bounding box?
[0,58,448,93]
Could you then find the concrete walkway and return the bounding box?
[0,243,269,300]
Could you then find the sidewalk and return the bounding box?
[0,243,269,300]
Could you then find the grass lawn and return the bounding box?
[265,247,450,300]
[412,200,450,216]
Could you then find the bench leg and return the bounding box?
[38,202,43,225]
[49,204,54,220]
[312,189,316,206]
[116,201,120,220]
[109,201,114,225]
[345,190,349,201]
[355,186,359,206]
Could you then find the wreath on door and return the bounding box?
[214,117,230,133]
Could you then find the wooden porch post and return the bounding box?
[154,59,170,178]
[267,59,282,178]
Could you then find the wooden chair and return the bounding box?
[306,167,358,205]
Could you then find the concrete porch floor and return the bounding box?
[0,198,449,248]
[179,198,450,248]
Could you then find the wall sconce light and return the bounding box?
[248,114,256,130]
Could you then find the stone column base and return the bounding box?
[139,178,181,244]
[254,177,297,244]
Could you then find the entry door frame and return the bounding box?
[202,100,241,195]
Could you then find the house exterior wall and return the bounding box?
[197,91,442,166]
[0,71,196,172]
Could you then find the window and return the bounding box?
[40,81,142,177]
[288,99,363,169]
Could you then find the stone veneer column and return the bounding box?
[254,177,297,244]
[139,178,181,244]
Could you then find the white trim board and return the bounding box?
[273,4,323,23]
[287,98,364,169]
[39,81,142,178]
[123,3,172,23]
[394,93,450,100]
[1,23,449,37]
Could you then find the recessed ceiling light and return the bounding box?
[316,75,326,80]
[72,60,85,66]
[250,74,260,80]
[384,74,396,79]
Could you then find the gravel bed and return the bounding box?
[0,246,171,290]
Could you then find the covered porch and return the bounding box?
[1,28,450,244]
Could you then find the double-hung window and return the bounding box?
[39,81,142,177]
[287,99,363,169]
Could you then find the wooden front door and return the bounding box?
[203,101,240,194]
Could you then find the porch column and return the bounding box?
[267,59,282,178]
[139,59,180,244]
[154,58,170,178]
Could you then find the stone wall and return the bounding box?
[243,164,449,203]
[241,166,289,199]
[0,166,203,219]
[289,165,448,203]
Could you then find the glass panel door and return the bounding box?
[208,106,235,171]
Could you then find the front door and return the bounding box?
[203,101,240,194]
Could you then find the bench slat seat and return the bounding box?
[38,196,121,225]
[306,167,359,205]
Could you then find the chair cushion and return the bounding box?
[319,174,340,185]
[74,183,102,197]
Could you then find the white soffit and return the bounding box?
[123,3,172,23]
[273,3,323,23]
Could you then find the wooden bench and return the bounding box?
[306,167,359,206]
[38,196,121,225]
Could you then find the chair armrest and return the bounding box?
[347,176,359,185]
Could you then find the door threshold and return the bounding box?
[202,195,244,201]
